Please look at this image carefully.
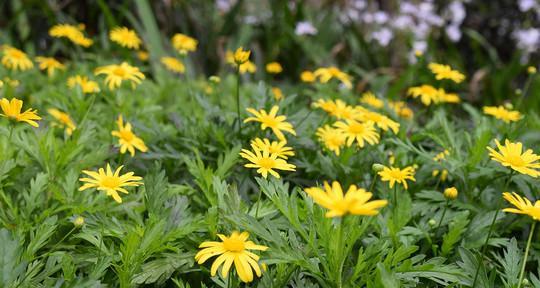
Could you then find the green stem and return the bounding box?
[335,217,345,288]
[516,74,534,110]
[369,173,378,193]
[236,66,242,137]
[7,125,14,143]
[296,109,313,128]
[255,188,262,219]
[518,221,536,288]
[436,199,450,233]
[472,171,514,287]
[79,94,97,128]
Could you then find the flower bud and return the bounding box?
[527,66,537,75]
[504,102,514,110]
[428,219,437,226]
[444,187,458,200]
[372,163,384,172]
[209,75,221,83]
[73,216,85,227]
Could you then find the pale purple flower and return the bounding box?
[447,1,466,24]
[401,2,418,14]
[295,21,318,36]
[373,11,389,24]
[392,15,414,30]
[446,24,462,42]
[216,0,236,13]
[352,0,367,10]
[372,28,393,46]
[518,0,537,12]
[514,28,540,53]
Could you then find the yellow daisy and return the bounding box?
[266,62,283,74]
[304,181,387,218]
[244,106,296,141]
[160,57,185,74]
[316,125,346,156]
[79,164,143,203]
[360,91,384,109]
[49,24,93,47]
[389,101,414,119]
[313,99,358,120]
[378,165,416,189]
[67,75,100,94]
[94,62,145,90]
[171,33,198,54]
[407,85,440,106]
[428,63,465,83]
[314,67,353,89]
[195,231,268,283]
[0,98,41,127]
[109,27,142,50]
[483,106,522,123]
[250,138,294,159]
[239,147,296,178]
[137,50,149,61]
[271,87,283,101]
[487,139,540,177]
[48,108,76,135]
[356,110,400,134]
[1,46,33,71]
[35,56,65,76]
[334,120,380,148]
[300,70,316,83]
[503,192,540,220]
[111,115,148,156]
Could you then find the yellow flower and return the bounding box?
[503,192,540,221]
[483,106,522,123]
[160,57,185,74]
[407,85,440,106]
[528,66,537,75]
[438,90,461,103]
[35,56,65,76]
[266,62,283,74]
[79,164,143,203]
[314,67,352,89]
[428,63,465,83]
[300,70,316,83]
[0,98,41,127]
[109,27,142,50]
[94,62,145,90]
[271,87,283,101]
[250,138,294,159]
[67,75,100,94]
[48,108,76,135]
[360,92,384,109]
[313,99,358,120]
[355,110,400,134]
[226,50,256,74]
[2,77,19,87]
[244,106,296,141]
[433,150,450,161]
[444,187,458,200]
[137,51,149,61]
[389,101,413,119]
[239,147,296,178]
[316,125,346,156]
[111,115,148,156]
[378,165,416,189]
[195,231,268,283]
[49,24,93,47]
[233,47,251,64]
[487,139,540,177]
[304,181,387,218]
[1,46,33,71]
[171,33,198,54]
[334,120,379,148]
[239,61,256,74]
[432,169,448,182]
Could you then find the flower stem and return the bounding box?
[436,199,449,233]
[472,171,514,287]
[335,217,345,288]
[255,188,262,219]
[236,66,242,137]
[518,221,536,288]
[369,173,378,193]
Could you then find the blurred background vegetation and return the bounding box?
[0,0,539,108]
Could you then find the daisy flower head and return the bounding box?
[483,106,522,123]
[1,46,33,71]
[487,139,540,177]
[316,125,346,156]
[239,147,296,179]
[35,57,65,76]
[300,70,316,83]
[407,85,440,106]
[79,164,142,203]
[314,66,352,89]
[503,192,540,221]
[378,165,416,189]
[304,181,387,218]
[244,106,296,141]
[250,138,294,159]
[360,91,384,109]
[49,24,93,47]
[334,120,380,148]
[357,110,400,134]
[195,231,268,283]
[94,62,145,90]
[171,33,198,54]
[161,57,185,74]
[67,75,100,94]
[428,63,465,83]
[0,98,41,127]
[111,115,148,156]
[266,62,283,74]
[109,27,142,50]
[48,108,76,135]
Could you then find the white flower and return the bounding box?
[295,21,318,36]
[446,24,462,42]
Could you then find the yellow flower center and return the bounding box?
[258,157,276,169]
[9,50,25,59]
[505,154,526,167]
[113,67,127,77]
[119,130,135,141]
[388,169,405,180]
[100,176,120,189]
[260,116,278,128]
[223,238,245,252]
[348,122,365,134]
